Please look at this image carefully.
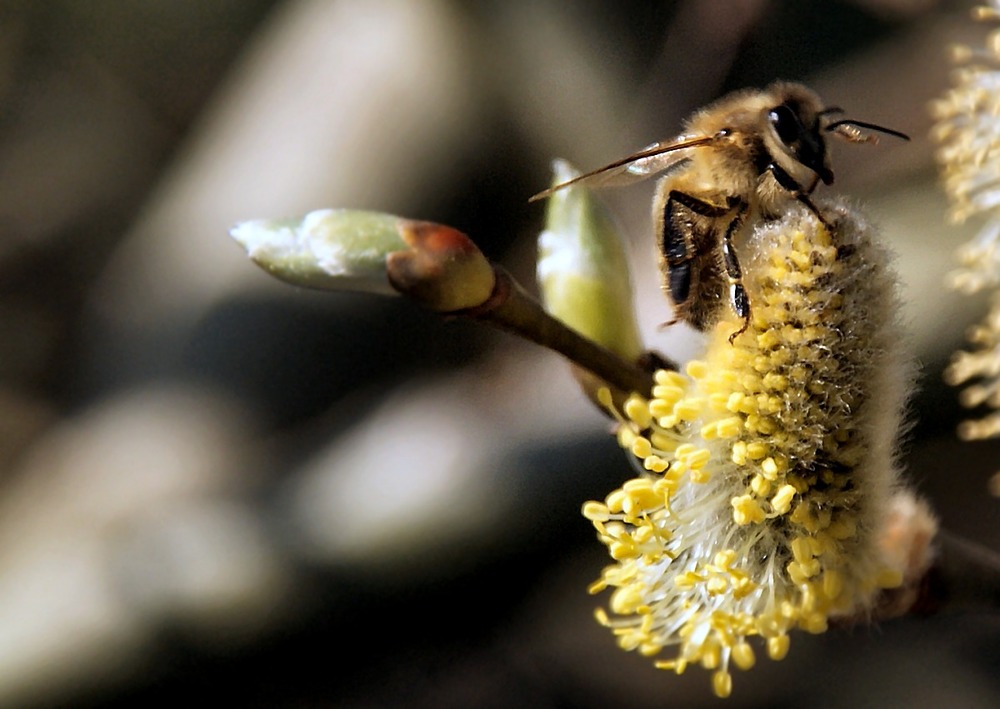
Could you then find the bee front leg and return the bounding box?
[766,162,831,229]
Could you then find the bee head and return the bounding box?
[764,91,835,186]
[761,82,909,192]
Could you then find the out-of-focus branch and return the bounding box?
[925,531,1000,613]
[862,494,1000,620]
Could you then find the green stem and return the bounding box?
[466,266,656,398]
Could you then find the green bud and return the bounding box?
[230,209,407,294]
[536,160,644,360]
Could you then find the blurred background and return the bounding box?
[0,0,998,706]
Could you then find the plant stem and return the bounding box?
[465,266,658,398]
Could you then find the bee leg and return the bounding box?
[721,205,751,344]
[767,163,832,229]
[665,261,692,321]
[661,191,751,337]
[727,283,751,344]
[661,191,728,320]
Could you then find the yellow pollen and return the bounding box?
[732,577,756,599]
[608,541,632,561]
[655,369,688,388]
[731,495,766,525]
[802,613,828,634]
[638,642,661,657]
[712,670,733,699]
[726,392,745,412]
[649,398,674,418]
[605,489,627,513]
[750,474,771,497]
[631,524,655,545]
[649,430,677,451]
[685,448,712,469]
[622,478,661,513]
[675,570,704,589]
[657,415,679,429]
[686,360,709,379]
[763,372,789,391]
[745,441,769,460]
[714,549,736,569]
[732,641,756,670]
[689,467,712,484]
[674,399,703,421]
[822,570,844,601]
[767,635,790,661]
[715,416,743,438]
[757,329,782,349]
[770,484,796,515]
[674,443,698,458]
[700,421,720,440]
[708,392,730,412]
[581,501,610,521]
[630,436,653,459]
[875,568,904,589]
[609,585,644,614]
[732,440,748,465]
[654,658,687,674]
[707,576,728,594]
[624,395,652,428]
[791,537,814,565]
[701,644,721,669]
[643,455,668,472]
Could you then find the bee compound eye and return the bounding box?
[768,105,800,146]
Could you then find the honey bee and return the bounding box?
[530,82,908,342]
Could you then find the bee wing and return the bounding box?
[529,134,718,202]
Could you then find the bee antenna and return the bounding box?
[818,106,845,117]
[825,119,910,141]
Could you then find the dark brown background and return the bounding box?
[0,1,996,707]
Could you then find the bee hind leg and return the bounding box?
[660,192,726,327]
[721,207,751,344]
[727,283,751,343]
[660,190,750,337]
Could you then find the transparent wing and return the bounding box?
[529,134,719,202]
